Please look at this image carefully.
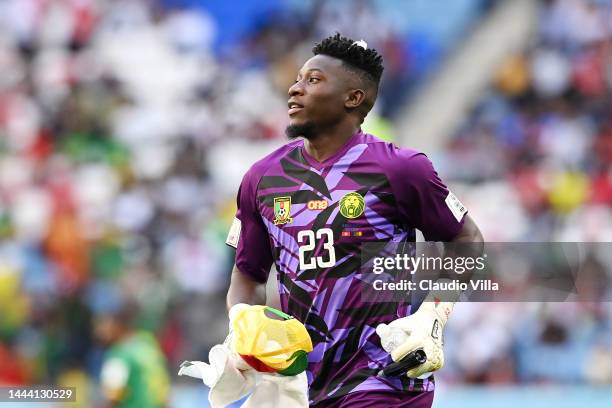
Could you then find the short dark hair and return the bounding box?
[313,33,384,85]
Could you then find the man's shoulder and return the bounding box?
[361,133,428,172]
[241,139,303,187]
[106,343,132,364]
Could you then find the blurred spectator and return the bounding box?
[0,1,610,406]
[95,296,170,408]
[0,0,490,391]
[439,0,612,384]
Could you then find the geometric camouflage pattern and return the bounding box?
[252,131,437,404]
[236,132,460,404]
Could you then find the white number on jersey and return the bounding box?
[297,228,336,270]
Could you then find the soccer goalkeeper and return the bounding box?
[226,33,484,407]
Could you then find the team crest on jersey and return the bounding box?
[339,192,365,219]
[273,196,293,225]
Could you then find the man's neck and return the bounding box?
[303,122,360,162]
[114,328,134,344]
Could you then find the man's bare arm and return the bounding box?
[226,265,266,311]
[449,214,484,246]
[442,214,484,287]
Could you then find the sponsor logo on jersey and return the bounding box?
[273,196,293,225]
[307,200,328,210]
[339,192,365,219]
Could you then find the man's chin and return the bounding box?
[285,122,317,140]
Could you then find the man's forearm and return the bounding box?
[448,214,484,252]
[379,216,484,374]
[440,215,484,280]
[417,215,484,308]
[226,266,266,311]
[430,215,484,306]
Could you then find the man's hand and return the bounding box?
[376,215,482,378]
[376,300,451,378]
[179,304,257,408]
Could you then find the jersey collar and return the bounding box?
[299,129,364,170]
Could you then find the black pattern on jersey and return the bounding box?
[280,158,332,198]
[371,190,396,207]
[336,302,399,325]
[276,265,333,344]
[343,172,391,189]
[287,146,310,167]
[298,243,360,281]
[309,325,379,402]
[327,368,380,400]
[259,175,300,189]
[261,150,426,401]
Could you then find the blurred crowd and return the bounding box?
[440,0,612,385]
[0,0,610,405]
[443,0,612,242]
[0,0,490,399]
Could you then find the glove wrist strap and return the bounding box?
[419,278,459,326]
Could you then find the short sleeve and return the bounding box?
[229,168,274,283]
[387,150,467,241]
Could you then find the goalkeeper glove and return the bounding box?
[179,304,256,408]
[376,298,454,379]
[179,304,310,408]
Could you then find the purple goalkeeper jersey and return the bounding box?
[229,130,466,405]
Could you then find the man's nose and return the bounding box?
[288,81,304,97]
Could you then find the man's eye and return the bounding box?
[309,77,320,83]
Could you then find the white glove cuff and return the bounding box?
[419,279,458,325]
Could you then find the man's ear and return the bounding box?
[345,89,366,109]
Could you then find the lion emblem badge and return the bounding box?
[339,192,365,219]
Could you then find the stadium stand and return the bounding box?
[0,0,610,406]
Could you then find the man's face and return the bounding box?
[286,55,351,138]
[94,315,120,345]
